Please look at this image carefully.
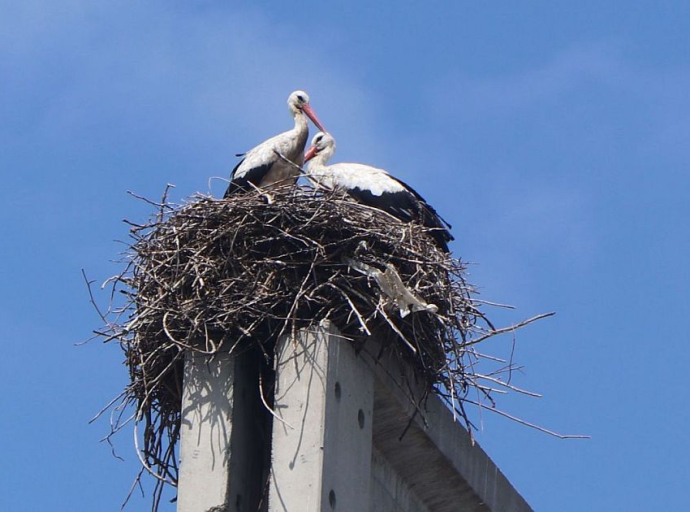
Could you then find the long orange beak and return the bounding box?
[302,104,326,132]
[304,145,319,162]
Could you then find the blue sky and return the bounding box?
[2,1,689,510]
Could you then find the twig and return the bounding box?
[461,399,590,439]
[259,372,295,430]
[89,186,564,511]
[465,312,556,347]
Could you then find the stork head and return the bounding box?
[288,90,326,132]
[304,131,336,163]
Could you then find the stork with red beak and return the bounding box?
[224,91,326,197]
[304,132,454,252]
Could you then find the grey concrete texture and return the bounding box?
[176,324,532,512]
[362,338,532,512]
[269,322,374,512]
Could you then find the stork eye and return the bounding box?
[315,135,323,143]
[297,95,305,102]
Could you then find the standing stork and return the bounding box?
[224,90,326,197]
[304,132,454,252]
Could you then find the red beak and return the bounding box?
[302,104,326,132]
[304,145,319,162]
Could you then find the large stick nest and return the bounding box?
[93,185,548,507]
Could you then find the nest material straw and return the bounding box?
[93,185,547,507]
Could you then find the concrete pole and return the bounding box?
[268,322,374,512]
[177,351,234,512]
[177,349,269,512]
[175,325,532,512]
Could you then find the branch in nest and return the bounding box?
[87,186,564,511]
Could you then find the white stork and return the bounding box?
[304,132,454,252]
[224,90,326,197]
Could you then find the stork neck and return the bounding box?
[308,146,334,169]
[293,110,309,135]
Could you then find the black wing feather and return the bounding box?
[223,160,273,198]
[348,181,454,252]
[388,175,453,229]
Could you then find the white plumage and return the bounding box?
[309,162,407,196]
[304,132,454,252]
[224,91,325,197]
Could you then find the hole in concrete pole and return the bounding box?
[329,489,336,509]
[358,409,365,429]
[334,382,342,401]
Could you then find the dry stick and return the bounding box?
[471,299,516,309]
[465,312,556,347]
[127,189,176,210]
[89,390,128,423]
[162,311,216,355]
[376,303,418,355]
[328,284,372,336]
[461,398,590,439]
[102,409,135,444]
[506,329,518,385]
[259,371,295,430]
[93,187,562,512]
[469,350,508,364]
[272,150,308,178]
[82,269,112,328]
[465,376,509,394]
[121,467,146,510]
[133,419,177,486]
[275,261,317,341]
[474,374,542,397]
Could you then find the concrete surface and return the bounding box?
[177,324,532,512]
[178,350,269,512]
[362,340,532,512]
[177,351,234,512]
[268,323,374,512]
